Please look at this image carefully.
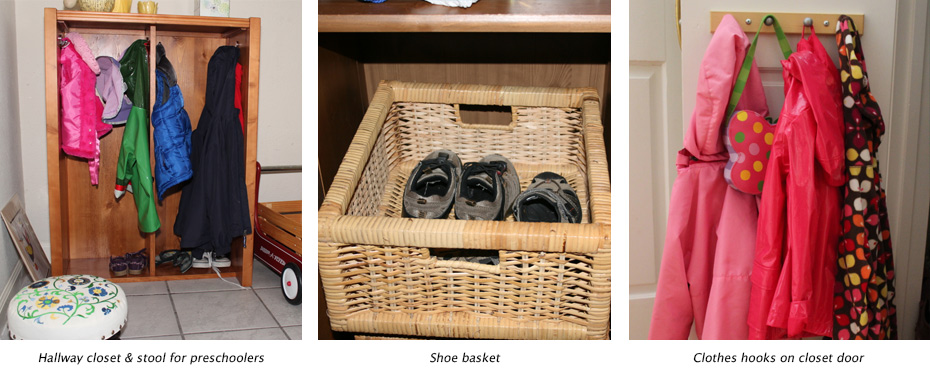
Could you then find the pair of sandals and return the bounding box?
[109,248,147,277]
[154,249,193,274]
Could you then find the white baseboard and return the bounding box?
[0,264,26,339]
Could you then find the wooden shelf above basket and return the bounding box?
[318,0,611,33]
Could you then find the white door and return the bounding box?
[628,0,683,340]
[629,0,929,339]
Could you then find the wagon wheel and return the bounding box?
[281,263,301,305]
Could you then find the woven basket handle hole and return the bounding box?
[454,104,516,131]
[430,248,501,273]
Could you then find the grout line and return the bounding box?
[168,290,241,294]
[166,282,186,340]
[122,325,286,340]
[164,278,248,294]
[122,334,182,340]
[180,326,285,338]
[280,326,301,340]
[252,288,285,330]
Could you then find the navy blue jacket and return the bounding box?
[174,46,252,258]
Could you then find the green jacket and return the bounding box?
[115,39,159,233]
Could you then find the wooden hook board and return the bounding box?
[710,12,864,35]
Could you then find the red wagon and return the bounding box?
[252,163,302,305]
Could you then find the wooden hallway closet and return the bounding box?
[43,8,260,285]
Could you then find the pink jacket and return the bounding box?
[59,33,111,185]
[649,14,768,340]
[747,32,844,340]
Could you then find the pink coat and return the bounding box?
[649,14,769,340]
[747,32,844,340]
[59,33,111,185]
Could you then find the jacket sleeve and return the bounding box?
[702,188,757,339]
[129,108,161,234]
[796,47,845,187]
[114,117,137,199]
[747,141,788,340]
[649,166,695,339]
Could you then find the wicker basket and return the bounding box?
[318,81,611,340]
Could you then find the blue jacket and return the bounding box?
[152,43,193,200]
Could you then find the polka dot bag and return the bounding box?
[723,15,792,195]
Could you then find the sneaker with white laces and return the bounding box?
[514,172,583,223]
[402,149,462,219]
[192,251,212,268]
[212,253,231,268]
[454,154,520,221]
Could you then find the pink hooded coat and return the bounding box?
[649,14,769,340]
[747,31,844,340]
[59,33,111,185]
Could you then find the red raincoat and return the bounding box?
[747,31,845,339]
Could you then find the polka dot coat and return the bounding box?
[832,15,897,340]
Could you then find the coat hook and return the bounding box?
[745,18,752,25]
[803,17,813,26]
[823,20,830,27]
[235,41,239,47]
[763,16,774,26]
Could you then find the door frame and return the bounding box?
[885,0,930,340]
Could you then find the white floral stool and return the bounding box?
[6,275,128,339]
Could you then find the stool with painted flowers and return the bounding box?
[6,275,128,339]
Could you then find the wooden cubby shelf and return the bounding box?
[44,8,260,286]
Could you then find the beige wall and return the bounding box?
[13,0,302,253]
[0,0,33,338]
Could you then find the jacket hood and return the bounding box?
[155,43,178,88]
[204,46,240,113]
[65,32,100,75]
[793,33,845,185]
[155,43,178,106]
[95,56,133,122]
[683,14,769,161]
[119,39,149,111]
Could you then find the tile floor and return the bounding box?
[116,262,301,340]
